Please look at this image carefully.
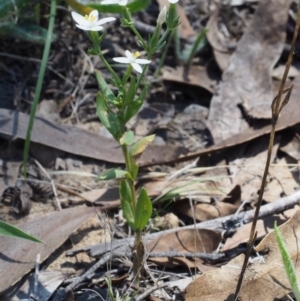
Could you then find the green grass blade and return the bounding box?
[274,222,300,301]
[183,29,207,65]
[0,220,42,243]
[23,0,56,178]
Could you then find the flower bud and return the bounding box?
[157,6,167,25]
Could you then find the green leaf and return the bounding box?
[181,29,207,65]
[96,168,129,181]
[0,220,42,243]
[274,222,300,301]
[120,77,139,123]
[89,0,151,14]
[130,156,139,181]
[129,134,155,159]
[124,100,143,124]
[96,92,124,141]
[95,70,116,102]
[125,77,136,105]
[120,131,135,146]
[134,188,152,231]
[120,180,135,229]
[121,85,146,123]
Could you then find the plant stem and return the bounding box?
[98,49,121,86]
[121,144,143,284]
[122,65,133,85]
[123,7,148,51]
[155,30,174,77]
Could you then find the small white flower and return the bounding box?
[101,0,128,5]
[71,10,116,31]
[113,50,151,73]
[168,0,179,3]
[157,6,167,25]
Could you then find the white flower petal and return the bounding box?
[119,0,128,5]
[168,0,179,3]
[75,24,90,31]
[101,0,119,4]
[113,57,131,63]
[89,10,99,22]
[135,59,151,64]
[71,11,90,27]
[131,63,142,73]
[125,50,133,60]
[96,17,116,26]
[101,0,128,5]
[157,6,167,25]
[89,26,104,31]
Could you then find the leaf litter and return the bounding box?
[1,0,300,300]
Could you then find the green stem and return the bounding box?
[155,30,174,77]
[121,144,137,209]
[122,65,133,85]
[23,0,56,178]
[130,25,148,50]
[157,28,171,48]
[136,65,147,91]
[185,29,207,66]
[123,7,148,51]
[98,49,121,86]
[173,25,183,62]
[121,144,143,284]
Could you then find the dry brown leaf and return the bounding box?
[272,64,299,80]
[264,157,299,202]
[159,72,300,167]
[173,184,241,221]
[280,127,300,161]
[80,187,120,208]
[206,8,232,71]
[0,160,21,195]
[228,136,280,203]
[127,102,175,139]
[146,229,221,268]
[9,271,67,301]
[0,206,94,293]
[176,201,239,222]
[143,176,226,202]
[222,206,299,251]
[207,0,292,143]
[162,66,218,94]
[185,208,300,301]
[0,109,188,166]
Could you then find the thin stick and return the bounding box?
[234,4,300,299]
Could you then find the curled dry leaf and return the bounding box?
[185,208,300,301]
[207,0,292,143]
[206,7,232,71]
